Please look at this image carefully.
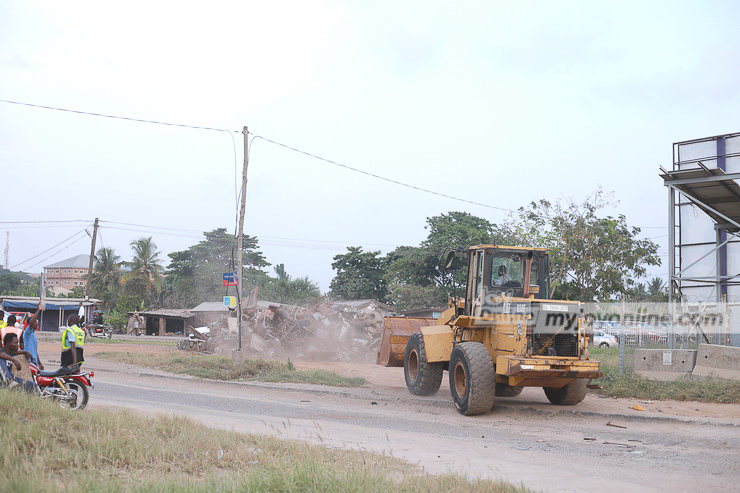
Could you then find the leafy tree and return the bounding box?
[385,212,515,305]
[123,237,164,292]
[505,189,661,301]
[260,264,321,305]
[387,282,448,312]
[329,247,388,301]
[627,277,668,303]
[90,247,122,310]
[0,268,40,296]
[166,228,270,305]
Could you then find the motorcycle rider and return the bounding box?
[0,333,38,392]
[61,315,85,368]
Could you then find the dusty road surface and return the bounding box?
[37,336,740,493]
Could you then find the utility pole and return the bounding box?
[3,231,8,269]
[236,126,249,351]
[85,218,99,299]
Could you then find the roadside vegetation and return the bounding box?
[0,391,531,493]
[95,351,367,387]
[591,347,740,403]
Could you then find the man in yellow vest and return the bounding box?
[61,314,85,368]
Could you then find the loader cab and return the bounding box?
[465,246,549,317]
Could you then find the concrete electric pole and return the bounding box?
[85,218,99,299]
[236,127,250,351]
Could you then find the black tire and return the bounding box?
[404,333,444,396]
[543,379,588,405]
[599,342,609,348]
[449,342,495,416]
[495,383,523,397]
[105,330,112,340]
[58,381,89,410]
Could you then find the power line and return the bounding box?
[251,135,515,213]
[12,229,91,270]
[0,99,240,134]
[10,228,90,269]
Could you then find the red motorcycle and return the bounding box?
[29,363,94,410]
[84,322,113,340]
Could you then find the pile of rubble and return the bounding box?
[178,299,394,362]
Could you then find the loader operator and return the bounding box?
[494,264,513,286]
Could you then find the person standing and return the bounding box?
[77,302,86,325]
[1,315,23,349]
[132,310,142,336]
[21,302,44,370]
[61,314,85,368]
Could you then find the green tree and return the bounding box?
[627,277,668,302]
[0,268,44,296]
[260,264,322,305]
[387,282,448,312]
[329,247,388,301]
[90,247,122,310]
[166,228,270,305]
[506,190,661,301]
[384,212,515,306]
[123,237,164,293]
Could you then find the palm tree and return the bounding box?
[123,237,164,291]
[91,247,122,306]
[647,277,668,302]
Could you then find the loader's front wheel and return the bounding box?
[449,342,495,416]
[495,383,523,397]
[543,379,588,405]
[404,333,443,396]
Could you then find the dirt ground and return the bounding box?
[35,334,740,421]
[30,334,740,493]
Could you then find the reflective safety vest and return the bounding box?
[62,325,86,350]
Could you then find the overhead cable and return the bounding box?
[0,99,240,134]
[251,135,515,213]
[12,229,90,270]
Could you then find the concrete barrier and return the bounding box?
[634,349,697,381]
[692,344,740,380]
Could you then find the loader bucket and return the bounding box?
[376,317,436,367]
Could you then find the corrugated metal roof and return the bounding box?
[190,301,229,312]
[44,254,91,269]
[129,309,193,318]
[661,167,740,232]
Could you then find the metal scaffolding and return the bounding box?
[661,132,740,347]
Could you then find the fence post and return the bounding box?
[619,298,625,374]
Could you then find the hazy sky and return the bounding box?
[1,1,739,292]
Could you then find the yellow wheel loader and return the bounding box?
[377,245,602,416]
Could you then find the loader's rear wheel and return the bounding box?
[449,342,495,416]
[404,333,443,396]
[543,379,588,405]
[495,383,523,397]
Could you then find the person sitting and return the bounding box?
[494,265,513,286]
[0,333,38,392]
[92,305,104,325]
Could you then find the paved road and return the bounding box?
[83,358,740,493]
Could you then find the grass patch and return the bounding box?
[590,347,740,403]
[95,351,366,387]
[0,390,533,492]
[37,333,174,346]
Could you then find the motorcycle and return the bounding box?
[29,362,94,410]
[84,322,113,340]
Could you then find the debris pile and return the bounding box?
[178,300,393,362]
